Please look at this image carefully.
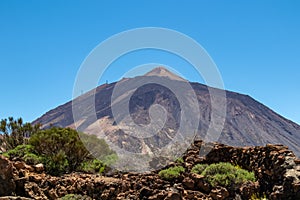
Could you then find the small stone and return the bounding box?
[210,187,229,200]
[156,191,166,199]
[191,173,205,182]
[13,161,26,170]
[29,175,42,183]
[34,163,44,173]
[197,181,211,193]
[165,191,181,200]
[24,164,34,172]
[48,188,58,199]
[182,177,195,189]
[139,187,152,198]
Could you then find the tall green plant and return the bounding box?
[0,117,40,150]
[29,127,117,175]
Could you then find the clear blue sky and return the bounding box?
[0,1,299,125]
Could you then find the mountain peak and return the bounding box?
[144,67,185,81]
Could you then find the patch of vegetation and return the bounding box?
[29,127,89,175]
[175,157,184,164]
[79,159,106,174]
[3,144,42,165]
[101,153,118,166]
[28,127,117,176]
[79,133,115,161]
[194,162,256,188]
[42,150,69,176]
[0,117,40,150]
[158,166,185,180]
[191,164,209,174]
[1,117,117,176]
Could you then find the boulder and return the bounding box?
[0,155,15,196]
[210,187,229,200]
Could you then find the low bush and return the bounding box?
[23,152,42,165]
[191,164,208,174]
[198,162,256,188]
[102,154,118,166]
[3,144,34,158]
[29,127,90,173]
[158,166,185,180]
[28,127,117,175]
[80,159,106,174]
[175,157,184,164]
[43,150,69,176]
[3,144,42,165]
[3,127,117,176]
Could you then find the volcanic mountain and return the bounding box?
[33,67,300,160]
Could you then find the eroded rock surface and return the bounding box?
[0,141,299,200]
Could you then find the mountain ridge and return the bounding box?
[33,67,300,158]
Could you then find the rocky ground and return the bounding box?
[0,140,299,200]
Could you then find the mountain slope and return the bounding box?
[33,67,300,158]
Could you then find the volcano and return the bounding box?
[33,67,300,158]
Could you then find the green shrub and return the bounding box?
[175,157,184,164]
[4,144,42,165]
[158,166,185,180]
[79,154,118,174]
[23,153,42,165]
[29,127,117,175]
[79,133,116,161]
[80,159,106,174]
[4,144,34,158]
[191,164,208,174]
[3,126,117,176]
[1,152,9,157]
[29,127,90,172]
[102,153,118,166]
[200,162,256,187]
[235,167,256,183]
[43,150,69,176]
